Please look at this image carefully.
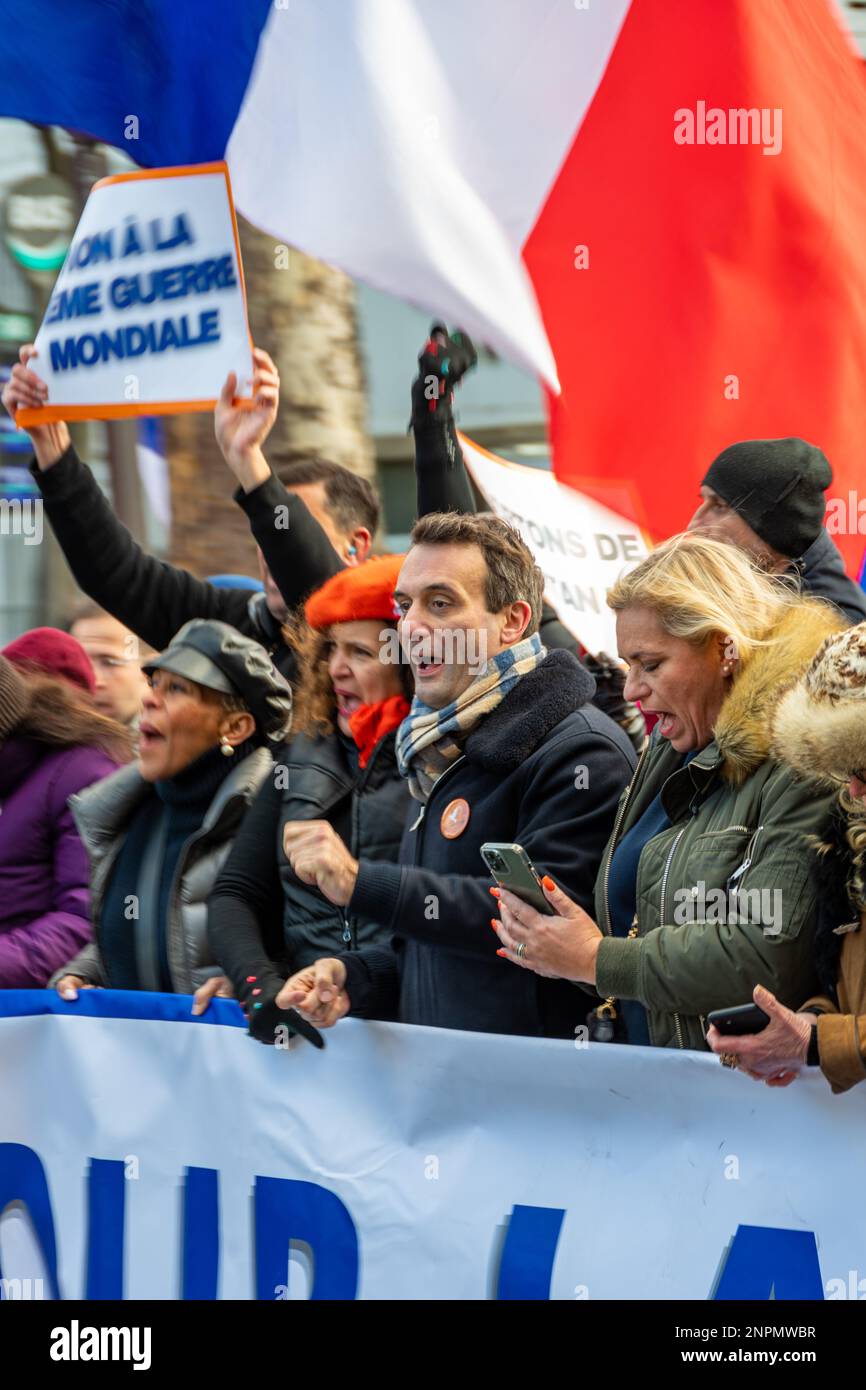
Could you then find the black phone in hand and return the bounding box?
[707,1002,770,1035]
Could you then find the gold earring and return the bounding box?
[220,736,234,757]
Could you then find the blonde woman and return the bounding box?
[492,533,845,1051]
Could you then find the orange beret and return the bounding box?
[304,554,405,630]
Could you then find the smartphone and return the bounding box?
[480,842,555,915]
[706,1002,770,1035]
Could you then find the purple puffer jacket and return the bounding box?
[0,735,118,986]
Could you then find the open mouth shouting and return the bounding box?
[333,686,363,720]
[138,720,166,751]
[646,710,677,739]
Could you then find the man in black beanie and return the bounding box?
[688,437,866,625]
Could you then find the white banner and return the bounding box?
[0,993,863,1301]
[461,437,649,656]
[17,163,253,426]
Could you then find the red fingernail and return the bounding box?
[489,886,500,897]
[490,918,500,931]
[496,949,507,958]
[542,876,556,891]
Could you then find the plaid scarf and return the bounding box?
[395,632,546,802]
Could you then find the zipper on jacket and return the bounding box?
[341,914,353,948]
[726,823,764,910]
[408,756,467,837]
[661,823,688,1053]
[662,801,701,1050]
[601,738,652,935]
[659,824,689,926]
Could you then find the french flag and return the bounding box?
[4,0,866,574]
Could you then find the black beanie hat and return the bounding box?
[701,438,832,559]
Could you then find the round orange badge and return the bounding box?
[440,797,471,839]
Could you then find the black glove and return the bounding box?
[410,324,477,428]
[240,973,325,1049]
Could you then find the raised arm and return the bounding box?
[412,325,478,517]
[3,345,255,651]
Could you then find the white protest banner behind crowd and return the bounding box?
[0,995,862,1301]
[16,163,254,425]
[461,437,649,655]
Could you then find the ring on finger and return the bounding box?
[516,942,527,961]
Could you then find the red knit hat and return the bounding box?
[2,627,97,694]
[304,554,405,630]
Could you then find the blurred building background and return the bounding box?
[3,0,865,641]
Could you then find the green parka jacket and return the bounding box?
[592,599,845,1050]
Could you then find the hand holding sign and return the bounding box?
[16,162,254,427]
[215,347,281,494]
[0,345,71,470]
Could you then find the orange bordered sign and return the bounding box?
[16,162,254,426]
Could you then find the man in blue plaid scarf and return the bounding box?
[278,511,637,1039]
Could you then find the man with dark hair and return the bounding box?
[688,437,866,625]
[2,347,376,683]
[270,511,636,1039]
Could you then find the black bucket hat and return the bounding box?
[143,619,292,746]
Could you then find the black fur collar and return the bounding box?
[464,650,596,772]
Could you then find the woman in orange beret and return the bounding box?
[204,556,412,1042]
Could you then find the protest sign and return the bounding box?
[461,436,649,654]
[16,163,254,425]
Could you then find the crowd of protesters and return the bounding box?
[1,325,866,1096]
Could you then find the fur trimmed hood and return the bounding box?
[713,598,844,785]
[772,619,866,786]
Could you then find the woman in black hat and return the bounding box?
[52,619,292,1000]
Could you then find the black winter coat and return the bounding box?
[207,729,409,1003]
[794,528,866,626]
[30,446,344,683]
[340,651,637,1038]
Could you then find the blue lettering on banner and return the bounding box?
[86,1158,125,1300]
[45,282,102,324]
[714,1223,824,1300]
[0,1143,61,1300]
[68,214,196,272]
[109,255,237,310]
[0,1143,831,1301]
[254,1177,359,1301]
[496,1204,565,1300]
[69,230,115,269]
[48,310,221,373]
[183,1167,219,1301]
[149,212,193,254]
